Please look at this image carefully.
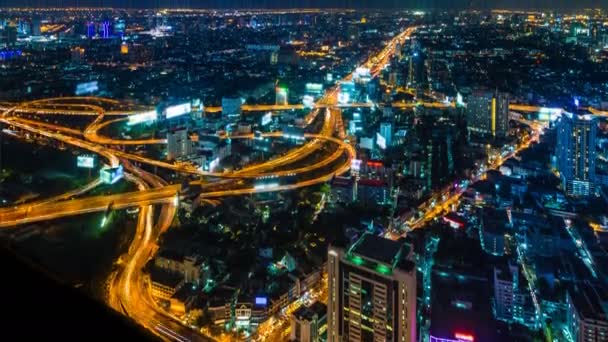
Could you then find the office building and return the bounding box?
[466,90,509,139]
[328,234,417,342]
[167,129,193,160]
[154,250,205,285]
[379,122,393,148]
[566,283,608,342]
[276,86,288,106]
[493,262,539,329]
[407,50,425,88]
[221,97,243,117]
[556,113,598,197]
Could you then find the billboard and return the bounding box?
[261,112,272,126]
[376,133,386,150]
[77,155,96,168]
[128,110,157,126]
[305,83,323,94]
[254,297,268,306]
[165,103,192,119]
[75,81,99,95]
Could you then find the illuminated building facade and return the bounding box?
[328,234,417,342]
[466,90,509,140]
[493,262,539,329]
[556,113,598,197]
[276,86,288,106]
[167,128,193,160]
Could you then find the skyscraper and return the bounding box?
[328,234,417,342]
[167,129,193,161]
[556,113,598,197]
[466,90,509,139]
[275,86,288,106]
[380,122,393,148]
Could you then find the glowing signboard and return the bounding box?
[351,159,362,171]
[75,81,99,95]
[305,83,323,94]
[128,110,157,126]
[77,155,96,168]
[376,133,386,150]
[261,112,272,126]
[454,333,474,342]
[255,297,268,306]
[165,103,192,119]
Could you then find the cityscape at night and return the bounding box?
[0,2,608,342]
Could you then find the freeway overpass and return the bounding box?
[0,185,181,228]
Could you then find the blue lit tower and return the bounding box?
[86,22,96,38]
[556,113,598,196]
[100,21,112,39]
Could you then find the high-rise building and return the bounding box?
[327,234,417,342]
[407,50,425,88]
[275,86,288,106]
[556,113,598,197]
[423,124,454,189]
[70,47,85,63]
[493,262,539,329]
[31,17,41,36]
[379,122,393,148]
[167,129,193,160]
[466,90,509,139]
[1,23,17,47]
[221,97,243,118]
[566,283,608,342]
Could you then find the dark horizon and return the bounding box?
[0,0,607,10]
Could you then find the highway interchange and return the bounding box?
[1,24,605,341]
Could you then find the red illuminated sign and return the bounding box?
[455,333,474,342]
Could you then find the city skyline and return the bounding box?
[1,6,607,342]
[0,0,607,9]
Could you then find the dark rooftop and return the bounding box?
[350,233,408,266]
[569,283,608,322]
[293,301,327,321]
[149,267,183,288]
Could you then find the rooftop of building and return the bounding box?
[348,233,413,273]
[293,301,327,322]
[149,267,183,288]
[568,282,608,322]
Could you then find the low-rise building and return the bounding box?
[290,301,327,342]
[148,267,185,301]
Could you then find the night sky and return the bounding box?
[0,0,606,9]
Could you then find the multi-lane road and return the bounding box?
[2,22,598,342]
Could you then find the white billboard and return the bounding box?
[128,110,157,126]
[165,103,192,119]
[77,155,96,168]
[261,112,272,126]
[305,83,323,94]
[75,81,99,95]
